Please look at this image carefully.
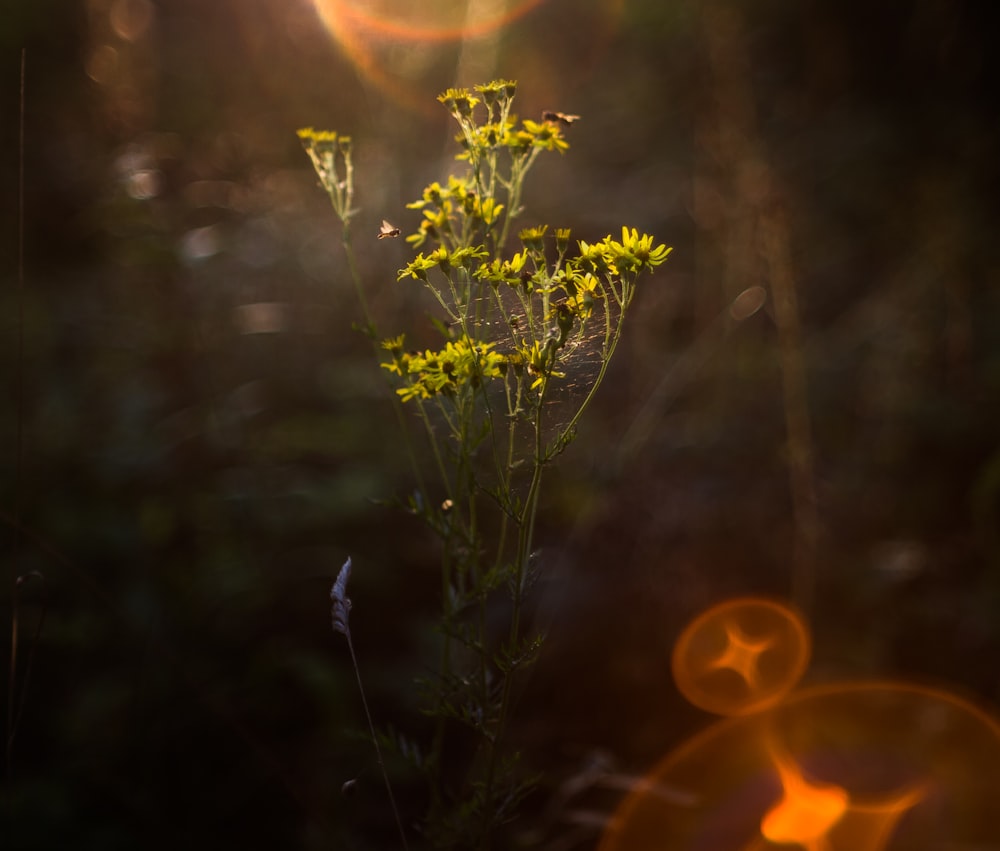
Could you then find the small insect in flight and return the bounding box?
[541,110,580,125]
[377,219,401,239]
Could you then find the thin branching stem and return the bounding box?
[300,82,669,849]
[343,628,410,851]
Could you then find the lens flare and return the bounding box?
[314,0,547,43]
[671,597,810,716]
[760,740,849,846]
[308,0,548,113]
[598,682,1000,851]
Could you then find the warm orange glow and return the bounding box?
[308,0,548,114]
[671,597,810,716]
[109,0,154,42]
[708,620,775,692]
[313,0,547,44]
[829,785,926,851]
[753,773,924,851]
[304,0,631,117]
[598,678,1000,851]
[760,741,848,847]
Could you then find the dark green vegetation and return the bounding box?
[3,1,999,849]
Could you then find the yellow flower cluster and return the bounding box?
[381,335,508,402]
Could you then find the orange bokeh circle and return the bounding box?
[598,682,1000,851]
[307,0,628,118]
[312,0,549,44]
[308,0,552,116]
[671,597,811,717]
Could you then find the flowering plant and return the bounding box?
[300,80,669,848]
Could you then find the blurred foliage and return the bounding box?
[2,0,999,848]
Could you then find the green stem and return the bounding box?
[497,148,541,250]
[549,278,634,456]
[344,628,410,851]
[341,235,434,508]
[480,375,547,839]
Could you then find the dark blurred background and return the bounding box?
[2,0,999,848]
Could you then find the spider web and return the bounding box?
[468,285,620,444]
